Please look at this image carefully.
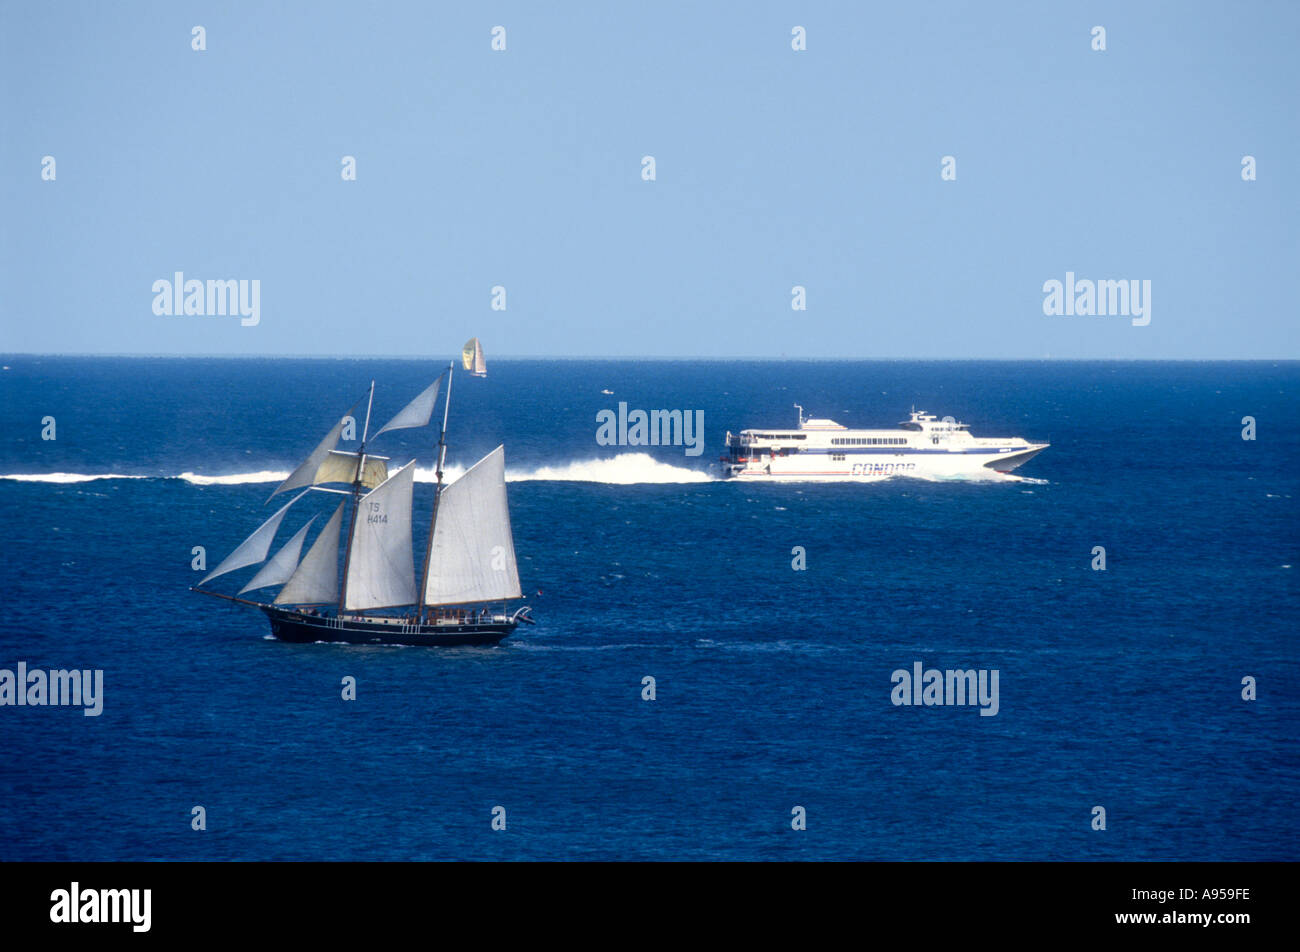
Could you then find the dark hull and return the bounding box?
[263,607,516,647]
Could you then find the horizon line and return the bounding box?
[3,353,1299,362]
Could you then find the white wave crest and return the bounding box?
[179,470,289,485]
[0,472,149,483]
[3,453,717,487]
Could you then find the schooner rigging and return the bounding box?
[192,348,532,647]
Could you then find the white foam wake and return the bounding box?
[903,470,1049,485]
[2,453,718,487]
[0,472,150,483]
[179,470,291,485]
[503,453,714,484]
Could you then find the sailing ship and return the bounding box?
[462,337,486,377]
[192,347,533,646]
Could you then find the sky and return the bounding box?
[1,1,1297,359]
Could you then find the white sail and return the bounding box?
[344,460,417,611]
[312,450,388,489]
[462,338,486,377]
[239,515,316,594]
[269,398,363,500]
[199,491,306,586]
[423,445,521,605]
[374,376,443,438]
[274,502,344,605]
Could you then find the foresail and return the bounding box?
[343,460,418,611]
[423,445,521,605]
[199,491,306,586]
[373,376,443,439]
[239,515,316,594]
[274,502,344,605]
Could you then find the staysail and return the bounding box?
[274,502,344,605]
[343,460,418,611]
[462,338,486,377]
[239,515,316,594]
[423,445,521,605]
[199,490,307,586]
[374,376,444,438]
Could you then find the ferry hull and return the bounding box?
[724,446,1049,481]
[263,607,517,647]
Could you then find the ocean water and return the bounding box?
[0,357,1296,861]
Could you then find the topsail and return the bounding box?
[374,376,444,439]
[312,450,389,489]
[269,396,365,501]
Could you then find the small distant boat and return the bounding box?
[192,355,532,646]
[601,389,613,395]
[462,337,486,377]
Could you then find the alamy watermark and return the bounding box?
[0,662,103,716]
[152,272,260,326]
[50,883,150,932]
[890,661,999,716]
[596,402,705,456]
[1042,272,1150,326]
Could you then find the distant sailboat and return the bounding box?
[192,357,533,646]
[462,337,486,377]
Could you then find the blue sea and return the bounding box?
[0,357,1296,861]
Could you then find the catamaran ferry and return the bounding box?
[721,407,1048,481]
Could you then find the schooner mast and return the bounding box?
[417,361,454,623]
[337,382,376,615]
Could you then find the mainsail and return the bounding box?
[344,460,418,611]
[274,502,344,606]
[462,338,486,377]
[374,376,444,438]
[239,516,316,594]
[199,490,307,586]
[423,445,521,605]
